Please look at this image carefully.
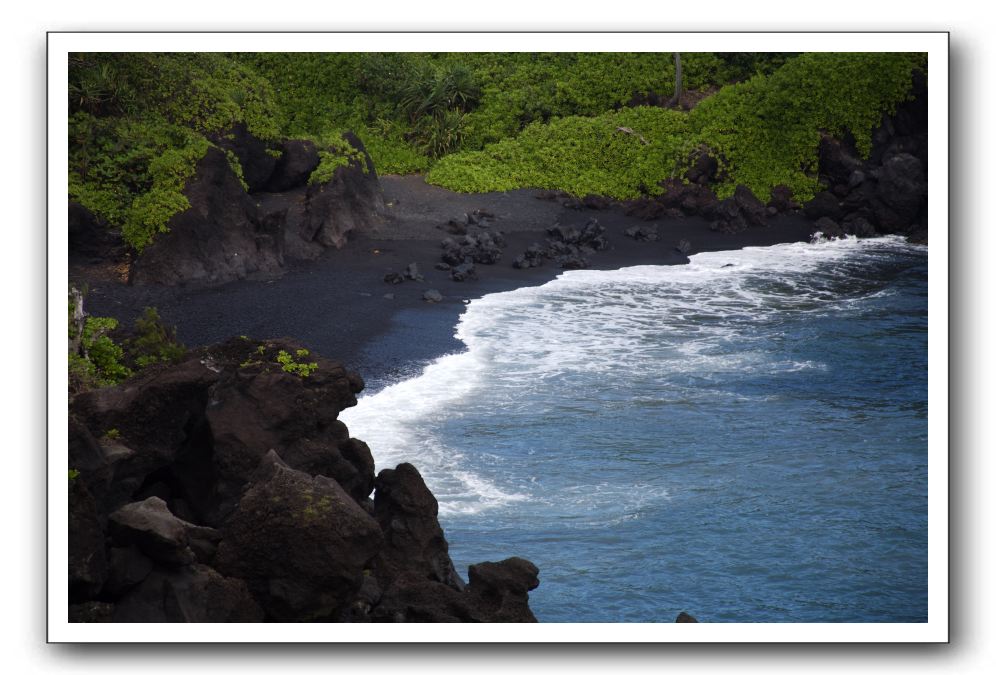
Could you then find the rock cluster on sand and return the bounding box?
[440,231,507,281]
[512,218,610,270]
[68,338,540,623]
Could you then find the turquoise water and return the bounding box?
[341,236,928,622]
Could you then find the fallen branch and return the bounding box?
[616,126,649,145]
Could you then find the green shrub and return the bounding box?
[68,308,131,392]
[276,349,318,377]
[128,307,186,369]
[428,106,691,198]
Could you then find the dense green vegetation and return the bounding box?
[429,52,926,201]
[69,51,925,251]
[68,289,186,393]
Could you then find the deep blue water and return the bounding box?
[341,237,928,623]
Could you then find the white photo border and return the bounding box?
[48,31,949,643]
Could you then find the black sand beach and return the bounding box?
[77,175,815,390]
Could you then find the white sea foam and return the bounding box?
[339,236,920,516]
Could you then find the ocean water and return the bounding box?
[339,236,929,623]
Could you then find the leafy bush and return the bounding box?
[276,349,318,377]
[68,297,131,392]
[127,307,186,369]
[428,106,691,198]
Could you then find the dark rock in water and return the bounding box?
[733,184,768,227]
[450,262,477,282]
[813,216,845,240]
[767,184,798,213]
[423,289,443,303]
[209,123,279,193]
[372,463,465,591]
[675,239,692,256]
[108,497,197,567]
[383,272,405,285]
[675,611,699,623]
[803,191,843,221]
[113,564,264,623]
[214,451,383,620]
[69,478,107,600]
[263,140,320,193]
[467,558,540,622]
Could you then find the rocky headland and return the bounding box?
[69,337,540,622]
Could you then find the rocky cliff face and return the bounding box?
[126,131,386,287]
[67,338,539,623]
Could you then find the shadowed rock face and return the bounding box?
[127,131,386,287]
[67,338,540,623]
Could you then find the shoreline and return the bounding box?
[78,176,818,391]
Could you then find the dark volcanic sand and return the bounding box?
[77,175,815,390]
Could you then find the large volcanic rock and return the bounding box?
[300,132,387,251]
[214,451,384,620]
[67,337,540,623]
[129,146,285,286]
[129,132,386,286]
[209,123,280,193]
